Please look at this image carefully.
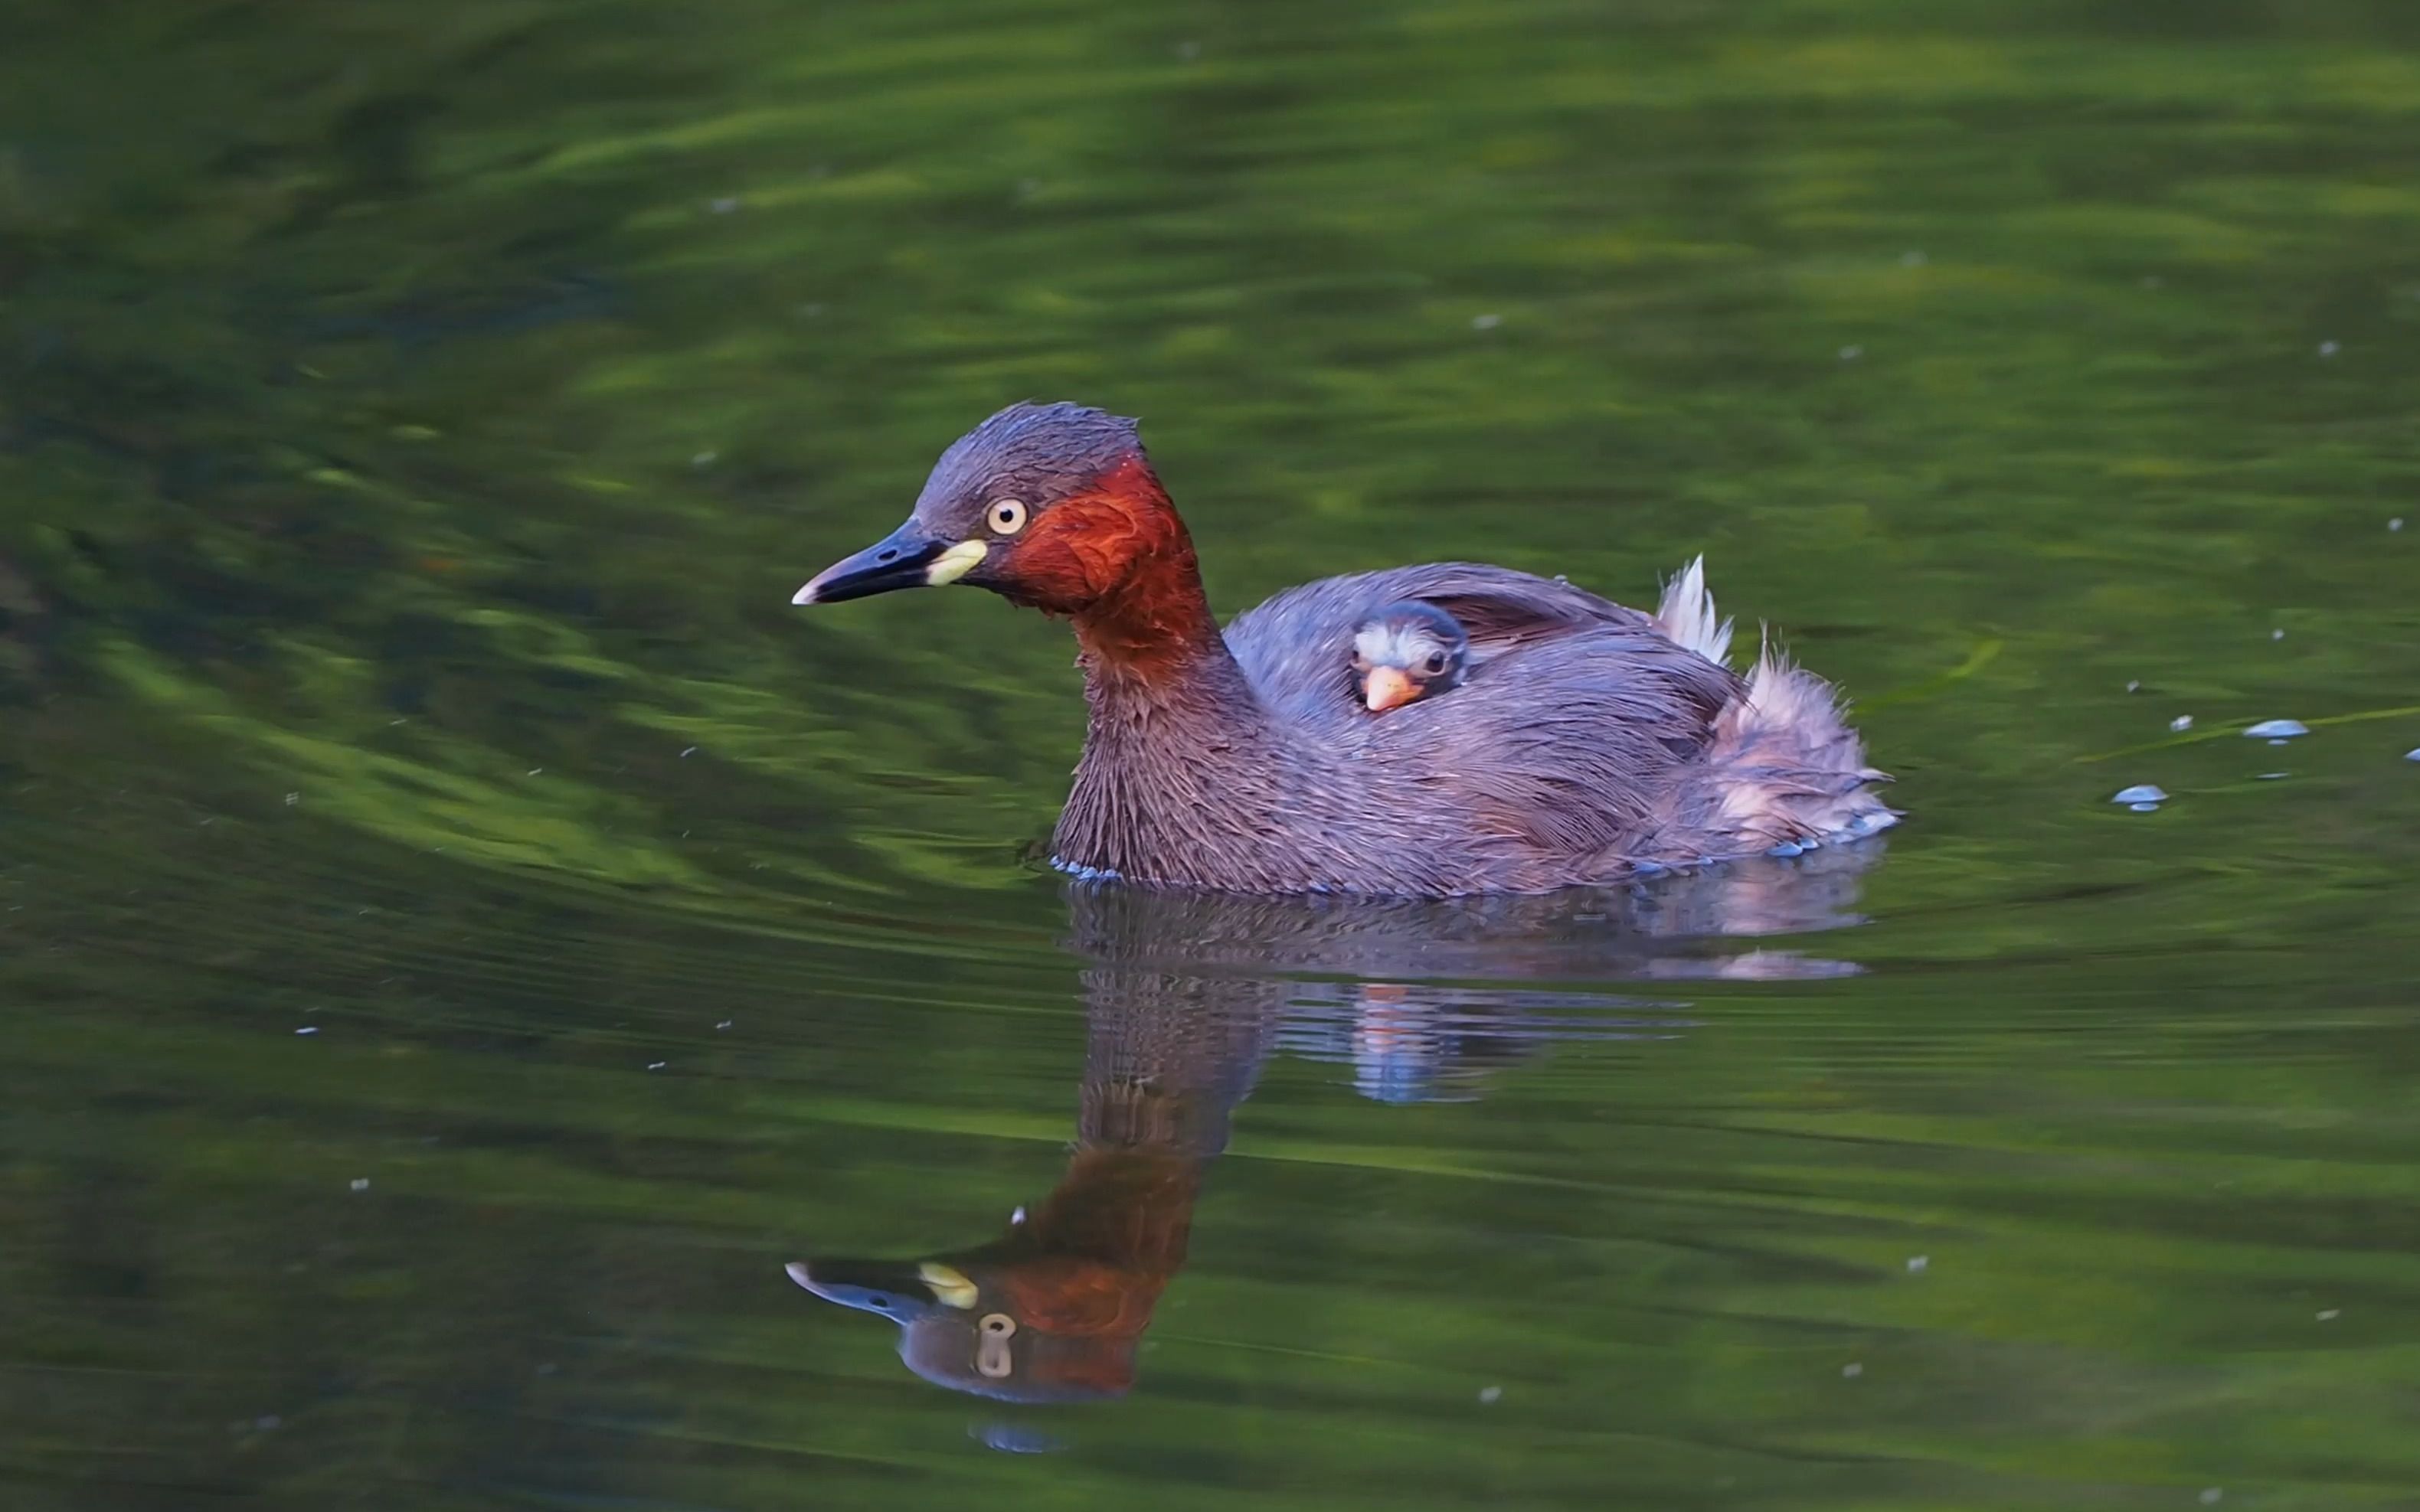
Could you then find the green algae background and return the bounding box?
[5,2,2420,1507]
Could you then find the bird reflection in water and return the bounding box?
[789,842,1879,1406]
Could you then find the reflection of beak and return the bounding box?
[784,1258,973,1319]
[793,524,987,605]
[1364,666,1418,712]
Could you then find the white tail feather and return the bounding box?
[1653,555,1734,668]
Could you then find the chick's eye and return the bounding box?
[987,498,1028,534]
[1424,652,1448,675]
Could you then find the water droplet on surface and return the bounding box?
[2243,719,2307,739]
[2126,680,2142,693]
[1841,1362,1863,1378]
[2270,628,2285,641]
[2389,518,2403,532]
[2318,340,2339,357]
[647,1061,667,1071]
[2111,785,2167,805]
[295,1027,318,1036]
[715,1019,733,1030]
[1906,1255,1929,1273]
[691,450,718,468]
[2199,1490,2222,1507]
[2317,1308,2340,1321]
[1471,313,1501,331]
[1478,1385,1504,1404]
[1837,345,1862,361]
[349,1178,369,1192]
[2169,715,2193,732]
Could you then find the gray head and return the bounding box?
[1351,599,1470,712]
[794,402,1189,617]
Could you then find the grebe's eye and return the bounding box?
[987,498,1028,535]
[1350,652,1372,671]
[1424,652,1448,675]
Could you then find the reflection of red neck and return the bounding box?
[1029,458,1225,684]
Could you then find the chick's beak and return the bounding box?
[1363,666,1420,712]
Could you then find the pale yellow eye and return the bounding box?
[987,498,1028,534]
[976,1312,1016,1378]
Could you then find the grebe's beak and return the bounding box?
[1363,666,1419,712]
[793,523,987,605]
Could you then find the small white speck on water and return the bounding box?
[1176,39,1200,59]
[527,767,542,776]
[284,792,300,806]
[647,1061,667,1071]
[1841,1362,1863,1378]
[349,1178,369,1192]
[535,1362,559,1376]
[296,1027,319,1036]
[2141,274,2164,288]
[2405,748,2420,762]
[680,746,698,757]
[2199,1489,2223,1506]
[255,1415,283,1432]
[708,196,741,214]
[1478,1386,1503,1405]
[2318,340,2340,357]
[2245,719,2307,740]
[2127,680,2143,693]
[1011,1205,1028,1225]
[389,717,407,726]
[691,450,718,468]
[2392,518,2405,532]
[1900,249,1927,267]
[2270,628,2285,641]
[715,1019,733,1030]
[1015,178,1041,199]
[2257,772,2289,780]
[2130,801,2160,812]
[2170,714,2193,732]
[2317,1308,2340,1321]
[1471,313,1502,330]
[1905,1255,1930,1273]
[1838,345,1863,361]
[2112,784,2168,805]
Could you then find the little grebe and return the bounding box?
[1352,599,1469,712]
[795,403,1894,895]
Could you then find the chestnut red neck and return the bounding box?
[1025,456,1228,686]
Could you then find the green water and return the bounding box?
[5,2,2420,1506]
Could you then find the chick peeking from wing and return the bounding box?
[1351,600,1470,713]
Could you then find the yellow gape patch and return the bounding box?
[917,1262,978,1308]
[926,540,989,586]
